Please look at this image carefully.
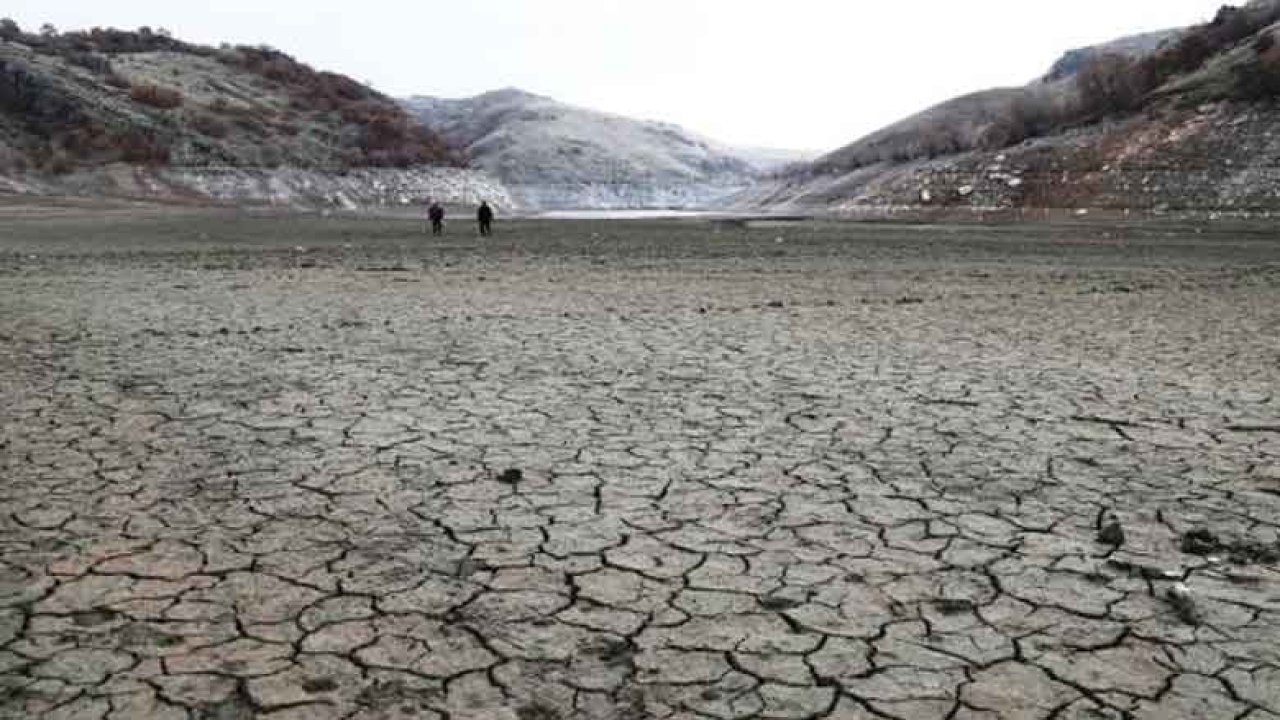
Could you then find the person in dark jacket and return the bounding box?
[477,201,494,236]
[428,201,445,236]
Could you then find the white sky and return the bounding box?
[6,0,1226,152]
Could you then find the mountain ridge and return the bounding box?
[402,88,812,210]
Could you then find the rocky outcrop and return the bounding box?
[1,164,516,211]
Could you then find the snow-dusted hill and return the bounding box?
[402,89,805,210]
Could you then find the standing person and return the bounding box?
[477,201,494,237]
[428,201,445,236]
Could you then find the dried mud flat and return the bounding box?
[1,207,1279,720]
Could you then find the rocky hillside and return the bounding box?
[403,89,784,209]
[0,22,508,208]
[759,0,1280,216]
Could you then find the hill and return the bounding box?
[0,22,510,207]
[403,89,791,209]
[758,0,1280,216]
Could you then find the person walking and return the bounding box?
[477,201,494,237]
[428,201,445,236]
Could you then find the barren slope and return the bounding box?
[404,89,778,209]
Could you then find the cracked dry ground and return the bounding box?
[1,211,1279,720]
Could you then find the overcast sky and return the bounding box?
[7,0,1226,151]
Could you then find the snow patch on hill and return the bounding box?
[403,89,795,210]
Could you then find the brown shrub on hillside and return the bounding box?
[190,112,230,138]
[45,120,173,166]
[1234,34,1280,98]
[1006,93,1055,140]
[1258,31,1277,54]
[45,149,74,174]
[64,51,113,75]
[116,131,171,163]
[0,18,20,42]
[56,121,113,157]
[233,116,266,135]
[1207,5,1279,48]
[129,84,183,109]
[1131,2,1280,98]
[1077,53,1148,118]
[0,140,28,174]
[1158,33,1215,78]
